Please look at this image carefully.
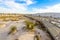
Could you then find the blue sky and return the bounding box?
[0,0,60,14]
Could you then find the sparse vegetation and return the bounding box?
[34,35,39,40]
[0,14,23,21]
[25,20,36,31]
[8,26,17,35]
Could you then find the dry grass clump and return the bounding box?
[25,20,36,31]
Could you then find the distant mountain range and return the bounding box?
[34,13,60,18]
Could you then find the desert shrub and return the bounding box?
[8,26,17,35]
[25,20,36,30]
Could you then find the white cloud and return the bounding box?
[1,0,60,14]
[32,4,60,13]
[0,0,35,13]
[25,0,35,5]
[17,0,35,5]
[0,0,27,13]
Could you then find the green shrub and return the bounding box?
[8,26,17,35]
[25,20,36,30]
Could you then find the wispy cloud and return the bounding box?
[32,4,60,13]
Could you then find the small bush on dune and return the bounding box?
[25,20,36,31]
[8,26,17,35]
